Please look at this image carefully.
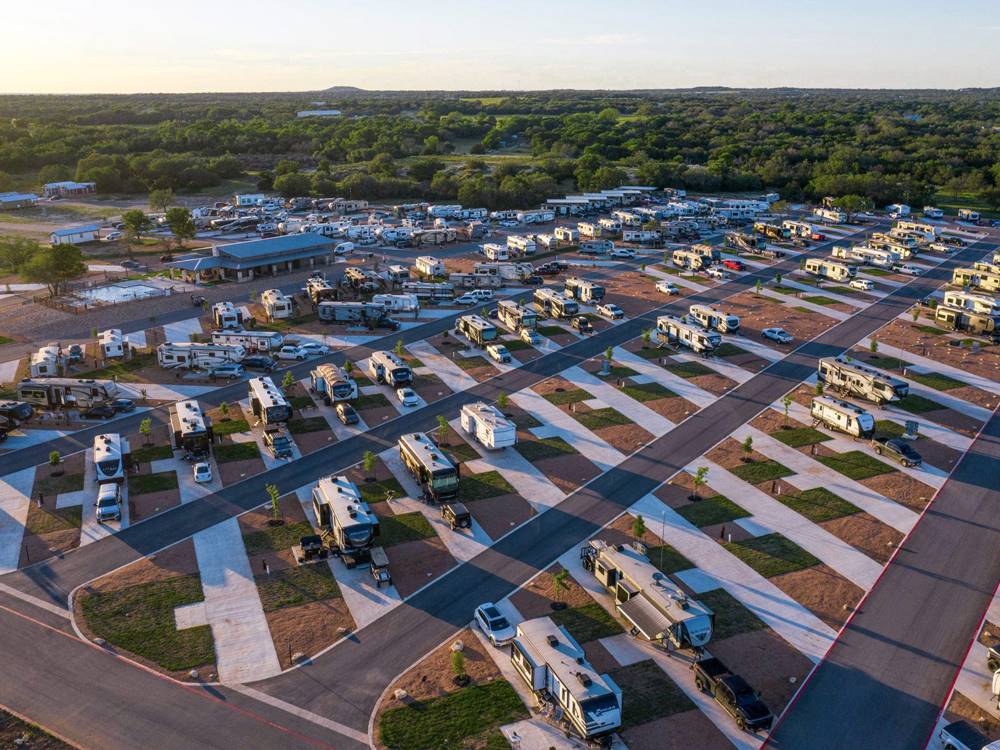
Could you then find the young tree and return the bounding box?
[362,450,377,474]
[21,244,87,297]
[815,381,825,396]
[343,359,353,374]
[394,339,405,358]
[741,435,754,462]
[781,394,793,427]
[219,401,230,419]
[436,414,449,443]
[148,188,173,213]
[775,273,783,287]
[552,569,569,605]
[870,338,879,355]
[265,483,281,524]
[631,514,646,541]
[450,649,466,681]
[755,279,763,296]
[165,207,196,250]
[605,345,613,363]
[121,209,152,256]
[910,306,920,323]
[691,466,709,501]
[496,391,509,410]
[641,328,652,348]
[139,417,152,445]
[49,450,61,466]
[281,370,295,392]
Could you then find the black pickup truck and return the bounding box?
[693,657,773,733]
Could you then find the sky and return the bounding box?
[2,0,998,93]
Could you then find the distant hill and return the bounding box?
[320,86,366,94]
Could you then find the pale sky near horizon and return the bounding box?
[2,0,998,93]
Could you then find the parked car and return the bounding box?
[83,404,116,420]
[810,232,826,241]
[872,437,923,467]
[441,502,471,531]
[523,275,544,285]
[486,307,499,319]
[111,398,135,413]
[208,363,245,380]
[571,316,593,334]
[474,602,516,647]
[454,293,478,306]
[297,342,329,357]
[487,343,511,364]
[193,462,213,484]
[693,657,773,733]
[335,402,359,425]
[469,289,494,301]
[938,720,1000,750]
[242,355,277,371]
[722,259,744,271]
[95,483,122,523]
[849,279,874,291]
[761,327,793,345]
[896,264,921,276]
[277,344,307,360]
[655,280,680,295]
[596,302,624,320]
[396,387,419,407]
[609,248,636,259]
[520,328,541,345]
[66,344,84,363]
[706,266,729,280]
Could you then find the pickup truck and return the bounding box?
[693,657,773,733]
[871,436,922,467]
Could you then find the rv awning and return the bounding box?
[617,595,671,641]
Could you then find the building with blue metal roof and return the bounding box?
[167,232,338,283]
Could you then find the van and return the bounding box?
[486,343,511,364]
[469,289,494,301]
[208,363,245,380]
[95,483,122,523]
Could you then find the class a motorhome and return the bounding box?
[533,288,579,318]
[261,289,293,321]
[157,342,245,370]
[248,376,292,425]
[211,301,244,330]
[311,475,380,567]
[306,276,337,304]
[367,350,412,386]
[398,432,460,501]
[942,291,1000,316]
[99,329,126,359]
[817,357,908,404]
[510,617,622,739]
[672,249,705,271]
[94,433,130,483]
[805,258,856,282]
[581,539,714,649]
[456,314,498,346]
[564,276,606,303]
[497,299,538,331]
[459,401,516,450]
[211,329,284,352]
[16,378,119,410]
[656,315,720,353]
[310,363,358,404]
[168,399,213,454]
[935,305,997,336]
[688,304,740,334]
[811,395,875,438]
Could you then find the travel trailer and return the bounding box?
[415,255,445,277]
[211,329,284,352]
[211,301,244,330]
[935,305,997,336]
[16,378,119,410]
[157,342,245,370]
[510,617,623,739]
[311,475,380,567]
[481,243,510,262]
[168,399,213,454]
[942,291,1000,316]
[261,289,293,321]
[506,235,537,256]
[817,357,908,404]
[554,226,580,243]
[93,433,130,483]
[656,316,720,353]
[672,249,705,271]
[248,376,292,425]
[344,267,383,293]
[688,304,740,334]
[952,268,1000,294]
[811,396,875,438]
[310,364,358,404]
[98,329,126,359]
[398,432,460,502]
[456,314,498,346]
[367,351,412,386]
[371,293,420,313]
[579,240,614,255]
[691,244,721,262]
[564,276,606,303]
[317,301,397,328]
[805,258,856,282]
[459,402,517,450]
[814,207,847,223]
[400,281,455,300]
[30,343,63,377]
[581,539,714,648]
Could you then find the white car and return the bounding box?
[297,342,330,357]
[396,387,419,407]
[706,266,729,280]
[609,248,636,259]
[469,289,494,301]
[474,602,516,647]
[896,264,921,276]
[596,302,624,320]
[276,344,307,360]
[656,280,680,295]
[454,294,478,306]
[193,462,213,484]
[849,278,874,291]
[762,327,794,345]
[499,220,519,228]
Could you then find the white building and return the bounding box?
[49,224,100,245]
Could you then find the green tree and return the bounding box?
[139,417,152,445]
[497,391,509,410]
[692,466,709,500]
[833,194,869,222]
[265,483,281,524]
[21,244,87,297]
[219,401,229,419]
[343,359,353,374]
[911,306,920,323]
[870,338,879,355]
[755,279,763,296]
[781,394,793,427]
[631,514,646,541]
[552,569,569,604]
[394,339,405,357]
[741,435,754,462]
[273,172,311,198]
[605,346,613,363]
[165,207,196,250]
[148,188,173,213]
[815,382,824,396]
[121,209,152,256]
[0,237,40,273]
[362,450,376,474]
[451,649,466,680]
[641,328,652,347]
[436,414,449,443]
[775,273,783,286]
[49,450,61,466]
[281,370,295,392]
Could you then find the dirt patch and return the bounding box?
[216,456,266,486]
[707,437,773,470]
[292,427,337,454]
[466,493,535,540]
[725,290,839,341]
[388,537,456,598]
[709,627,813,715]
[874,318,1000,382]
[238,495,308,573]
[979,620,999,648]
[355,403,399,425]
[818,512,902,565]
[687,371,737,397]
[623,708,733,750]
[265,598,354,669]
[510,567,593,619]
[656,472,723,506]
[751,407,810,434]
[600,271,666,316]
[583,639,622,674]
[642,394,700,423]
[410,372,453,404]
[81,539,199,594]
[769,564,864,630]
[0,706,73,749]
[529,446,601,494]
[130,488,181,522]
[452,354,502,382]
[858,472,935,513]
[945,691,1000,742]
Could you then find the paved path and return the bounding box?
[758,287,849,320]
[0,467,33,573]
[564,365,675,434]
[612,346,717,408]
[162,316,204,343]
[405,339,479,392]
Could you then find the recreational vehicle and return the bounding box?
[598,217,622,233]
[923,207,945,219]
[688,304,741,333]
[973,261,1000,276]
[691,244,721,262]
[344,267,383,293]
[473,262,534,281]
[318,301,397,328]
[578,222,602,238]
[157,342,245,370]
[415,255,445,277]
[506,235,537,256]
[261,289,293,321]
[554,226,580,243]
[724,232,767,254]
[98,329,126,359]
[311,475,380,566]
[481,243,509,262]
[534,288,579,318]
[30,344,63,377]
[935,306,997,336]
[895,220,938,242]
[16,378,119,410]
[817,357,908,404]
[94,433,130,483]
[672,249,705,271]
[367,351,411,386]
[211,329,283,352]
[814,207,847,223]
[510,618,622,739]
[371,293,419,313]
[400,281,455,300]
[811,396,875,438]
[805,258,855,282]
[957,208,980,223]
[168,399,213,454]
[622,229,661,243]
[457,314,498,346]
[581,539,714,648]
[310,364,358,404]
[753,222,791,241]
[783,220,814,238]
[564,276,605,303]
[656,316,720,354]
[398,432,460,502]
[497,300,537,331]
[942,290,999,316]
[952,268,1000,294]
[459,402,516,450]
[211,302,244,330]
[248,377,292,424]
[306,276,337,304]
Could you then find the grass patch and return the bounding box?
[621,381,678,402]
[647,544,695,575]
[515,436,577,461]
[907,371,965,391]
[34,471,85,498]
[862,267,893,276]
[212,418,250,436]
[772,427,831,448]
[816,450,895,480]
[131,443,174,463]
[723,533,820,578]
[243,521,314,555]
[80,575,214,671]
[550,601,624,643]
[802,295,841,306]
[608,660,694,728]
[698,588,768,640]
[453,356,492,372]
[512,410,543,429]
[665,360,715,379]
[379,511,436,547]
[436,437,479,463]
[0,336,14,345]
[287,416,329,434]
[353,393,393,410]
[607,364,639,378]
[128,471,179,496]
[537,325,570,337]
[714,343,749,358]
[913,324,948,336]
[213,441,261,463]
[793,306,815,314]
[460,470,515,502]
[865,354,910,370]
[896,393,944,414]
[542,386,592,405]
[729,459,794,484]
[379,680,528,750]
[358,477,404,504]
[500,337,532,351]
[26,505,81,535]
[774,487,859,523]
[256,565,342,611]
[288,395,314,410]
[74,353,156,383]
[675,495,750,527]
[875,419,907,438]
[572,407,632,431]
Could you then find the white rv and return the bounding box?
[460,402,516,449]
[157,342,245,370]
[783,220,814,238]
[248,376,292,425]
[367,350,412,386]
[168,399,212,454]
[922,206,944,219]
[598,217,622,233]
[688,304,740,333]
[564,276,605,303]
[943,290,1000,316]
[895,220,937,242]
[811,395,875,438]
[261,289,293,321]
[656,316,720,353]
[415,255,445,277]
[579,240,614,255]
[817,357,909,404]
[497,300,537,331]
[581,540,714,648]
[578,222,602,238]
[814,207,847,223]
[534,288,579,318]
[672,249,705,271]
[456,314,498,346]
[886,203,911,218]
[507,235,537,256]
[554,226,580,243]
[482,243,510,262]
[805,258,856,282]
[311,475,380,566]
[211,329,283,353]
[94,433,130,483]
[30,344,63,377]
[310,363,357,403]
[99,329,126,359]
[511,618,622,740]
[958,208,980,223]
[211,301,244,330]
[17,378,119,410]
[371,293,420,313]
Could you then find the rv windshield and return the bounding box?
[344,522,374,547]
[97,459,121,477]
[581,694,620,727]
[431,470,459,493]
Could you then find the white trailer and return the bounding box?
[579,240,614,255]
[211,301,244,330]
[622,229,661,243]
[943,290,1000,316]
[311,363,358,403]
[672,248,705,271]
[368,350,412,386]
[895,220,938,242]
[783,220,814,238]
[811,395,875,438]
[805,258,856,282]
[814,207,847,223]
[922,206,944,219]
[554,226,580,243]
[460,402,516,449]
[614,210,644,227]
[578,222,602,238]
[598,217,622,233]
[506,235,537,256]
[688,304,740,333]
[415,255,445,277]
[261,289,293,321]
[656,315,720,353]
[427,205,462,219]
[17,377,119,410]
[99,329,126,359]
[211,329,284,352]
[817,357,908,404]
[30,344,62,377]
[371,293,420,313]
[497,299,537,331]
[157,342,245,370]
[482,243,510,261]
[886,203,911,218]
[958,208,981,223]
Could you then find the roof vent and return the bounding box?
[546,634,559,648]
[576,672,592,688]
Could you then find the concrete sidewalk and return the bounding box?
[0,467,34,573]
[641,265,710,293]
[405,339,479,392]
[564,365,675,435]
[612,346,717,409]
[758,287,849,320]
[782,276,866,308]
[162,316,204,343]
[190,517,282,683]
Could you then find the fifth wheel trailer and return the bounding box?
[810,395,875,438]
[688,304,740,334]
[310,363,358,403]
[460,402,516,449]
[804,258,856,282]
[817,357,908,404]
[656,315,720,353]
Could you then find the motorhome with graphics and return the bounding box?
[94,433,130,483]
[311,475,380,567]
[534,288,579,318]
[310,364,358,403]
[497,300,538,331]
[367,351,412,386]
[397,432,460,501]
[456,314,498,346]
[157,342,245,370]
[564,276,606,303]
[16,378,119,410]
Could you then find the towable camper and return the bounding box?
[942,291,1000,316]
[935,305,997,336]
[312,475,380,567]
[317,301,397,329]
[656,316,720,353]
[817,357,908,404]
[16,378,119,410]
[248,377,292,424]
[689,304,740,334]
[261,289,293,321]
[211,329,283,352]
[211,302,244,330]
[460,402,516,449]
[367,351,411,386]
[811,396,875,438]
[310,364,357,403]
[805,258,855,282]
[169,399,213,454]
[158,342,245,370]
[306,276,337,304]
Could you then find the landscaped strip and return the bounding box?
[723,533,821,578]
